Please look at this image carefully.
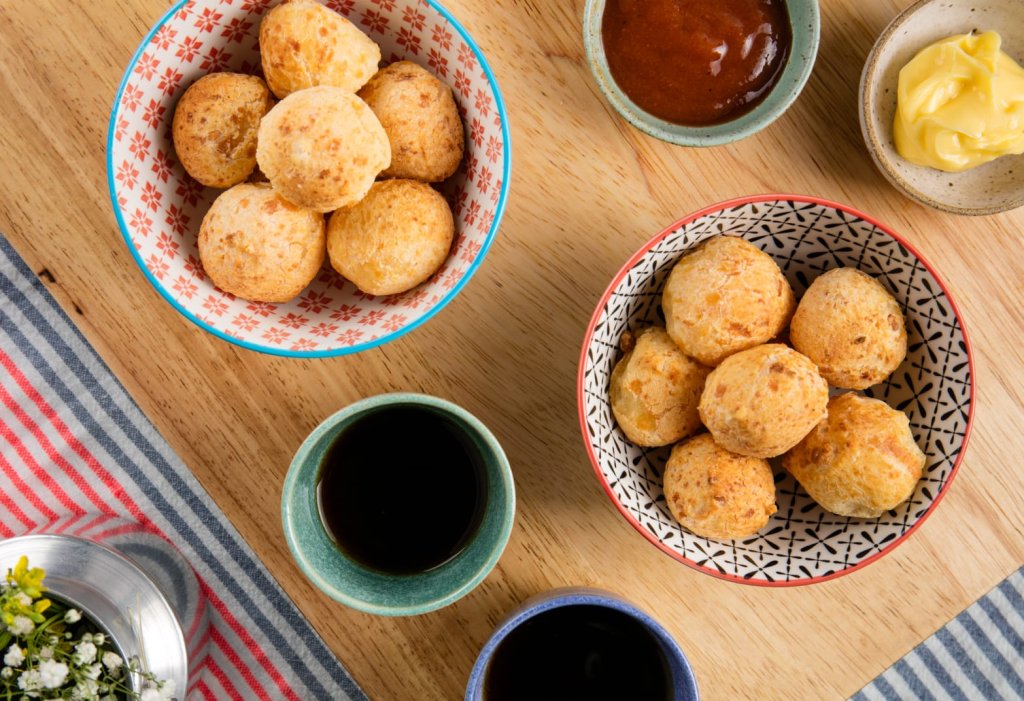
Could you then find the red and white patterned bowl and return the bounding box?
[578,195,975,586]
[107,0,510,357]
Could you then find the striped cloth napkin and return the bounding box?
[853,566,1024,700]
[0,234,367,700]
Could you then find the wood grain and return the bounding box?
[1,1,1022,699]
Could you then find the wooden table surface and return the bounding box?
[2,0,1023,698]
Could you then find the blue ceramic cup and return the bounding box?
[281,393,516,616]
[465,588,699,700]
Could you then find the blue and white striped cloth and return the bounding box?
[854,566,1024,700]
[0,234,367,700]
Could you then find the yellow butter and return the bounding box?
[894,31,1024,172]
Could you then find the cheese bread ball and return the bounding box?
[609,327,710,447]
[198,183,325,303]
[663,434,777,540]
[358,61,465,182]
[259,0,380,99]
[662,236,795,366]
[172,73,273,188]
[783,394,925,518]
[790,267,908,390]
[699,344,828,458]
[327,179,453,295]
[257,86,390,212]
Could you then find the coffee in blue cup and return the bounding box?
[466,588,699,700]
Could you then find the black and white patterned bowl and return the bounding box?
[577,195,975,586]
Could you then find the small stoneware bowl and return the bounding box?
[583,0,820,146]
[107,0,511,357]
[0,534,188,697]
[860,0,1024,215]
[465,588,699,700]
[281,393,515,616]
[578,195,975,586]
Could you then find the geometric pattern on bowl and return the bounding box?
[578,196,975,585]
[107,0,510,357]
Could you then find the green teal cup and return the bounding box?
[583,0,820,146]
[281,393,516,616]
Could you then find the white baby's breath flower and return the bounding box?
[13,592,32,607]
[91,633,105,646]
[37,646,53,661]
[63,608,82,624]
[84,662,102,680]
[8,615,34,636]
[37,659,69,689]
[101,651,122,671]
[18,668,42,691]
[4,644,25,667]
[0,666,12,679]
[140,679,176,701]
[72,641,97,666]
[71,678,99,699]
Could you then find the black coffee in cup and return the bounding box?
[316,405,487,575]
[483,604,672,700]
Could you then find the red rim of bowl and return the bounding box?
[576,193,976,587]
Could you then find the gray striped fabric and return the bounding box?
[853,567,1024,700]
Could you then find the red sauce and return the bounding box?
[601,0,792,127]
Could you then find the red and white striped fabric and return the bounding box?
[0,235,365,700]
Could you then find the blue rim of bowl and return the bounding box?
[105,0,513,358]
[280,393,517,616]
[464,589,700,700]
[582,0,820,146]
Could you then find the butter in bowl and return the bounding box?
[860,0,1024,215]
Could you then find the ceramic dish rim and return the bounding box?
[280,392,516,616]
[859,0,1024,216]
[576,193,976,587]
[105,0,513,358]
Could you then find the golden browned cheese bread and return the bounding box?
[171,73,273,188]
[256,86,390,212]
[358,61,465,182]
[663,434,777,540]
[259,0,380,99]
[790,267,908,390]
[699,344,828,458]
[327,179,453,295]
[662,236,795,366]
[198,183,325,303]
[609,327,709,447]
[783,393,925,518]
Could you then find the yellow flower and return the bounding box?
[7,556,46,599]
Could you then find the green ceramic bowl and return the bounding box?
[281,394,516,616]
[583,0,821,146]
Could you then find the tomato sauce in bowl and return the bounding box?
[601,0,792,126]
